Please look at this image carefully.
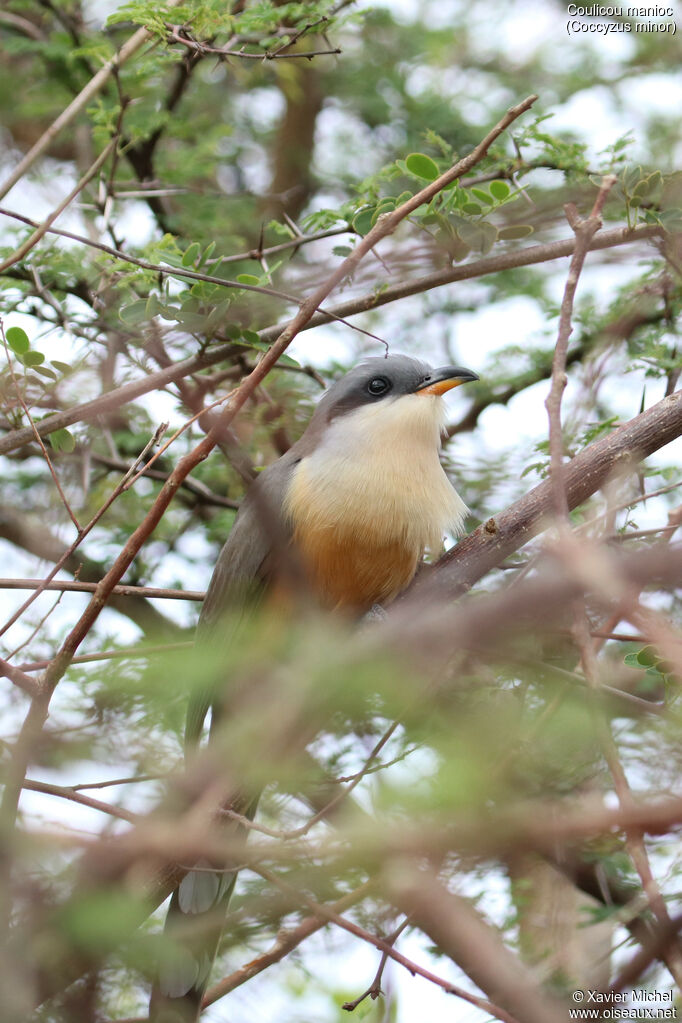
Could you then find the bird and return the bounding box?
[150,353,478,1022]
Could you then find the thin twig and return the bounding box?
[0,318,81,530]
[544,175,618,518]
[202,883,375,1006]
[0,656,40,698]
[0,205,303,305]
[0,140,117,274]
[572,612,682,987]
[0,427,165,641]
[166,25,341,59]
[342,917,412,1011]
[0,579,203,601]
[0,206,350,267]
[252,864,517,1023]
[21,778,140,824]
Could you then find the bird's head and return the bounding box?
[313,354,479,429]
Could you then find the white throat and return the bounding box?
[286,394,468,554]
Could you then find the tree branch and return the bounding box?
[545,175,617,518]
[428,388,682,598]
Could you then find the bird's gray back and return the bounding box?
[199,449,300,630]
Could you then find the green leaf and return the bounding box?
[471,221,498,254]
[405,153,439,181]
[278,353,301,368]
[371,199,396,226]
[223,323,242,340]
[198,241,216,268]
[658,208,682,232]
[498,225,534,240]
[20,350,45,367]
[33,366,58,380]
[242,329,260,345]
[158,305,180,322]
[51,361,72,374]
[471,188,494,205]
[622,165,643,193]
[636,646,658,667]
[236,274,260,286]
[49,428,76,453]
[352,207,375,236]
[6,326,30,354]
[633,176,654,197]
[489,180,511,201]
[119,300,148,326]
[182,243,201,267]
[332,246,352,257]
[461,202,483,216]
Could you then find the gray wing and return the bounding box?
[199,450,298,626]
[187,452,298,745]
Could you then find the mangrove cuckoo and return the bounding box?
[151,354,478,1021]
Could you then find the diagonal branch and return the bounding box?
[428,388,682,598]
[383,865,568,1023]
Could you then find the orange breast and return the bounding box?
[293,524,419,613]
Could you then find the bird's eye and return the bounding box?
[366,376,391,396]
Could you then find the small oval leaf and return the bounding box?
[471,188,494,205]
[236,274,260,286]
[49,428,76,453]
[405,153,439,181]
[120,300,148,325]
[352,207,375,236]
[497,224,534,240]
[182,243,201,267]
[6,326,30,354]
[20,350,45,366]
[33,365,58,380]
[489,180,511,201]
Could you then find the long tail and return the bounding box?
[149,792,260,1023]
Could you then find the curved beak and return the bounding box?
[414,365,479,396]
